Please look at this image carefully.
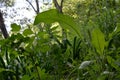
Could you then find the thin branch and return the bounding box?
[53,0,64,13]
[53,0,59,9]
[26,0,37,14]
[35,0,40,14]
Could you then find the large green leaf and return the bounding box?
[34,9,81,37]
[92,28,105,54]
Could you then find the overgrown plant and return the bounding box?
[0,0,120,80]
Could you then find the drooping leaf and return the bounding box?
[11,23,21,32]
[92,28,105,54]
[34,9,81,37]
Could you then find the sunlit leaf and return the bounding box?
[92,28,105,54]
[11,23,21,32]
[79,60,93,69]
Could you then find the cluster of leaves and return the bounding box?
[0,0,120,80]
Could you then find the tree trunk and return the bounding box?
[0,11,9,39]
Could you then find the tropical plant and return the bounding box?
[0,0,120,80]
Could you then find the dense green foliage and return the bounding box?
[0,0,120,80]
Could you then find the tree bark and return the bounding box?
[0,11,9,39]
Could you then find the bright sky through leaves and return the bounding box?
[0,0,52,31]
